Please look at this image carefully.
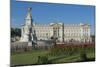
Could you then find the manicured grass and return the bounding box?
[11,45,95,66]
[11,50,49,65]
[11,50,95,66]
[51,52,95,63]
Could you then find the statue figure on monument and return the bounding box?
[20,7,37,47]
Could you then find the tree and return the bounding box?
[91,35,95,42]
[11,28,21,37]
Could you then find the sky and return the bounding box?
[11,0,95,35]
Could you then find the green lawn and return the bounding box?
[11,48,95,66]
[11,50,49,65]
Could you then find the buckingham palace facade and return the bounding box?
[20,8,92,43]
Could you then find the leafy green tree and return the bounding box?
[11,28,21,37]
[91,35,95,42]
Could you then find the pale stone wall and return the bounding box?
[29,23,91,43]
[34,24,52,40]
[64,24,82,42]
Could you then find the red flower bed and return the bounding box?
[55,43,95,49]
[48,43,95,56]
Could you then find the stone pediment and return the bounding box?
[50,23,63,28]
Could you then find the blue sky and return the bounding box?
[11,0,95,35]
